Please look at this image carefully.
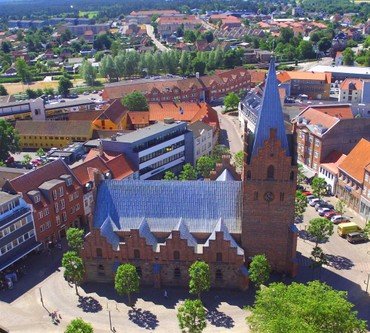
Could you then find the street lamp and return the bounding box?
[365,273,370,293]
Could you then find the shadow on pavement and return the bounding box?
[298,230,329,244]
[219,129,230,149]
[128,307,158,330]
[325,254,354,270]
[206,306,235,328]
[77,295,103,313]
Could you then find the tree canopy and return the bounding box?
[188,261,211,299]
[196,156,216,178]
[247,281,367,333]
[311,177,327,199]
[80,60,97,86]
[307,217,334,247]
[0,119,19,162]
[114,263,140,306]
[62,251,85,295]
[121,91,149,111]
[179,163,198,181]
[65,318,93,333]
[58,75,73,97]
[0,84,8,96]
[248,254,270,289]
[66,228,85,252]
[177,299,207,333]
[224,92,240,111]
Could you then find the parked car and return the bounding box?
[315,202,334,211]
[324,211,338,219]
[309,198,322,206]
[83,91,89,95]
[318,207,332,216]
[302,191,313,196]
[331,215,350,224]
[297,185,305,191]
[347,232,368,244]
[306,195,316,201]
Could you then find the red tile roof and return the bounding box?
[339,78,363,91]
[97,99,127,124]
[72,156,110,185]
[127,111,150,126]
[106,155,135,180]
[277,71,331,83]
[339,139,370,183]
[310,105,353,119]
[320,151,347,175]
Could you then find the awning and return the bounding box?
[301,165,315,179]
[0,242,41,272]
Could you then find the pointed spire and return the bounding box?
[251,57,289,158]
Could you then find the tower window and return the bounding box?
[174,267,181,279]
[280,192,285,201]
[267,165,275,180]
[246,170,251,180]
[134,249,140,259]
[290,171,295,181]
[96,248,102,258]
[173,250,180,260]
[216,269,223,280]
[254,191,258,201]
[216,252,222,262]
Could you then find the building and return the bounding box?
[309,65,370,81]
[15,120,93,149]
[0,192,39,273]
[86,121,194,180]
[157,16,203,39]
[360,163,370,221]
[59,24,110,37]
[0,167,29,189]
[336,139,370,217]
[293,104,370,174]
[2,160,84,245]
[92,99,128,131]
[126,10,181,24]
[188,121,214,163]
[338,79,363,103]
[80,59,298,289]
[277,71,331,100]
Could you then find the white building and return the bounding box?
[338,78,363,103]
[189,121,214,163]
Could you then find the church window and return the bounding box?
[290,171,294,181]
[174,267,181,279]
[216,252,222,262]
[246,170,251,180]
[173,251,180,260]
[267,165,275,180]
[216,269,223,281]
[134,249,140,259]
[254,191,258,201]
[280,192,285,201]
[96,248,102,258]
[136,266,142,277]
[97,264,105,276]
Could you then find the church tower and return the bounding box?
[242,58,298,275]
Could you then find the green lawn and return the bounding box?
[79,11,98,19]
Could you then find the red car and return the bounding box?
[324,211,337,219]
[302,191,312,196]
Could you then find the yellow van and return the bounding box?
[337,222,362,237]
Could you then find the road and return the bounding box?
[297,57,333,71]
[214,106,243,154]
[145,25,169,52]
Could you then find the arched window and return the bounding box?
[173,250,180,260]
[280,192,285,201]
[216,269,223,281]
[267,165,275,180]
[96,248,102,258]
[246,170,251,180]
[290,171,295,181]
[134,249,140,259]
[136,266,142,277]
[174,268,181,279]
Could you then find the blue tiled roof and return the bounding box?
[100,216,120,250]
[216,169,236,181]
[251,58,290,158]
[170,218,198,248]
[94,180,243,234]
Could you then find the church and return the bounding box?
[81,59,298,290]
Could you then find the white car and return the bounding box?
[331,215,350,224]
[309,198,321,206]
[318,207,331,216]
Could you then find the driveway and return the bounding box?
[145,25,169,52]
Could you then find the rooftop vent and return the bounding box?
[164,117,174,124]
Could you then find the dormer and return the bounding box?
[28,190,41,204]
[60,174,73,187]
[104,171,112,180]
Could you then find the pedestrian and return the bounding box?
[164,290,168,298]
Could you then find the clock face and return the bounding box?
[264,191,274,202]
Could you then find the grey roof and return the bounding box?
[251,58,290,158]
[0,191,19,205]
[39,179,64,191]
[188,121,213,138]
[94,180,243,233]
[216,169,236,181]
[0,166,29,175]
[45,99,94,110]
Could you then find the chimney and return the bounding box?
[97,139,103,157]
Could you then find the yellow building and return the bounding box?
[92,99,128,131]
[15,120,93,149]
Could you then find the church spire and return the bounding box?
[251,57,289,158]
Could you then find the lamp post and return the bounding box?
[365,273,370,294]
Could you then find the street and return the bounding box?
[145,25,169,52]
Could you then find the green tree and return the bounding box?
[121,91,148,111]
[36,148,45,158]
[163,171,177,180]
[184,30,197,43]
[0,84,8,96]
[295,190,308,220]
[307,217,334,247]
[65,318,93,333]
[224,92,240,111]
[80,60,96,86]
[343,47,355,66]
[247,281,367,333]
[177,299,207,333]
[211,145,230,163]
[363,220,370,240]
[66,228,84,252]
[179,163,198,181]
[26,89,38,99]
[188,261,210,299]
[248,254,270,289]
[335,199,346,216]
[114,263,140,306]
[58,76,73,97]
[62,251,85,295]
[203,31,214,43]
[297,164,305,187]
[279,27,294,44]
[192,58,206,76]
[15,58,32,83]
[0,119,19,162]
[311,177,327,199]
[100,55,117,82]
[233,151,244,172]
[22,154,32,165]
[196,156,216,178]
[318,37,332,52]
[297,40,315,60]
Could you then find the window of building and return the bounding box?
[53,189,58,200]
[59,187,64,197]
[44,208,49,216]
[280,192,285,201]
[134,249,140,259]
[174,267,181,279]
[60,199,65,210]
[62,211,67,222]
[216,269,223,281]
[56,215,61,226]
[254,191,258,201]
[38,211,44,219]
[69,194,73,202]
[267,165,275,180]
[46,221,51,229]
[54,202,59,213]
[40,224,45,232]
[173,251,180,260]
[96,248,102,258]
[216,252,222,262]
[98,264,105,276]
